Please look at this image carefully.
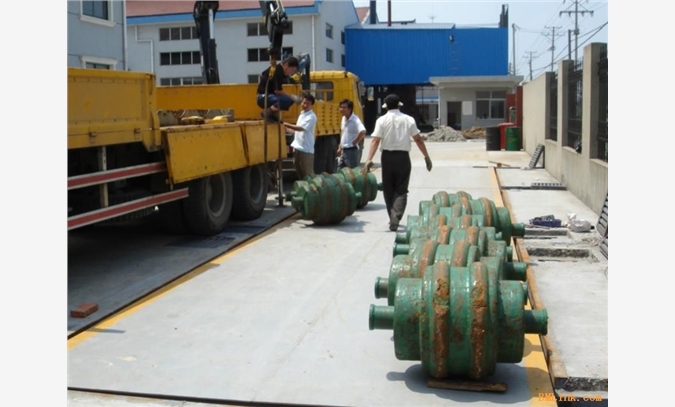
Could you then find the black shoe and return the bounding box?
[389,213,400,231]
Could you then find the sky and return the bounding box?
[351,0,608,79]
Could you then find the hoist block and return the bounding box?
[286,173,361,225]
[369,261,548,380]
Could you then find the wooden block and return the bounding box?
[427,378,507,393]
[70,302,99,318]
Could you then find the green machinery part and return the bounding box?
[369,261,548,380]
[286,173,361,225]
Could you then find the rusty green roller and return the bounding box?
[434,194,526,245]
[411,202,525,246]
[333,167,378,209]
[379,238,478,306]
[396,213,476,244]
[406,202,442,231]
[432,190,474,208]
[394,217,514,264]
[380,227,527,305]
[286,174,361,225]
[395,214,504,251]
[369,261,548,380]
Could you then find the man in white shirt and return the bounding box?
[364,94,433,231]
[284,93,317,180]
[336,99,366,169]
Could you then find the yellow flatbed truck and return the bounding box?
[67,68,285,236]
[155,70,366,176]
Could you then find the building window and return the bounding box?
[160,77,203,86]
[341,31,345,45]
[475,91,506,120]
[246,21,291,36]
[159,51,201,66]
[85,62,111,70]
[326,48,334,63]
[247,22,267,36]
[248,48,266,62]
[81,56,117,70]
[282,47,294,59]
[248,75,259,84]
[82,1,109,20]
[326,23,333,39]
[159,26,198,41]
[341,54,345,67]
[248,47,293,62]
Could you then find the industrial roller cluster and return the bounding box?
[369,190,549,381]
[285,167,379,225]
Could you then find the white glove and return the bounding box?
[290,94,302,104]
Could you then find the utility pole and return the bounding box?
[568,29,572,60]
[512,24,519,75]
[524,51,538,81]
[543,26,563,72]
[560,0,594,62]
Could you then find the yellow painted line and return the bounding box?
[68,211,301,350]
[488,167,556,405]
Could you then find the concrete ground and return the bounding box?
[67,138,607,406]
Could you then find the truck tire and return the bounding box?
[154,199,189,235]
[231,164,269,221]
[183,172,233,236]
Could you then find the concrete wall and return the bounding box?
[521,43,608,215]
[67,0,126,70]
[521,72,549,154]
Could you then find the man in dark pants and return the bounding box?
[364,94,433,231]
[337,99,366,169]
[284,93,317,180]
[256,56,301,122]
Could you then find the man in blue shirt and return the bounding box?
[284,93,317,180]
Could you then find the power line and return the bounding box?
[524,51,539,81]
[543,26,565,72]
[530,21,607,76]
[560,0,595,62]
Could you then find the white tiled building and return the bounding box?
[124,0,362,86]
[67,0,128,70]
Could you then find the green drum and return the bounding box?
[505,126,521,151]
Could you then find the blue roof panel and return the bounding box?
[345,26,508,86]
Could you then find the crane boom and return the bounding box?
[259,1,290,62]
[193,1,220,84]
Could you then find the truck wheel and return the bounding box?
[183,172,233,236]
[154,199,189,234]
[231,164,269,221]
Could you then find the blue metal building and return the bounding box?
[345,24,508,85]
[345,4,522,132]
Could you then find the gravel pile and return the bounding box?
[422,126,487,142]
[423,126,467,142]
